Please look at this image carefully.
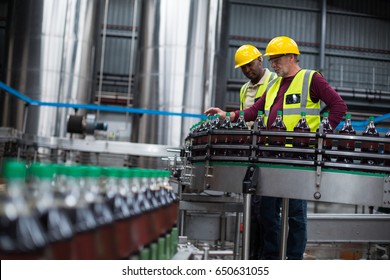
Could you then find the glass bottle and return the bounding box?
[337,114,356,164]
[361,116,379,165]
[269,110,286,158]
[0,159,47,260]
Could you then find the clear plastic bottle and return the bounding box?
[361,116,379,165]
[337,114,356,164]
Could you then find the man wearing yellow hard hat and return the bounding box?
[235,44,277,259]
[205,36,347,259]
[235,44,277,112]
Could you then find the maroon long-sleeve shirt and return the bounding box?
[233,72,347,129]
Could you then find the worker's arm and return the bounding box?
[310,73,348,128]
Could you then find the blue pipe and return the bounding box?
[1,81,389,131]
[0,81,205,119]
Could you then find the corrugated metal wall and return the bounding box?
[227,0,390,114]
[95,0,139,100]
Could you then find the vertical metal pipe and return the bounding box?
[133,0,229,168]
[319,0,327,71]
[340,64,344,87]
[125,0,139,127]
[234,212,241,260]
[279,198,289,260]
[242,193,251,260]
[97,0,110,120]
[372,67,375,90]
[5,0,100,137]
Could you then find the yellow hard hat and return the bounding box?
[264,36,300,57]
[234,44,262,68]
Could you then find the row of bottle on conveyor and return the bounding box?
[0,160,178,260]
[186,111,390,165]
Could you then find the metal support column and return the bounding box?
[279,198,289,260]
[241,166,258,260]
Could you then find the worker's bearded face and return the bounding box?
[269,55,290,77]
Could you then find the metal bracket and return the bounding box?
[383,176,390,207]
[314,124,324,195]
[242,165,258,194]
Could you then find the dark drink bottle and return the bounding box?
[293,112,310,159]
[318,112,333,161]
[269,110,287,145]
[253,110,266,157]
[232,111,249,156]
[210,114,221,144]
[269,110,286,158]
[30,163,74,259]
[361,116,379,165]
[0,160,47,260]
[337,114,356,164]
[293,111,310,146]
[385,129,390,166]
[219,112,233,156]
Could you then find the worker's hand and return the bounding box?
[204,107,226,119]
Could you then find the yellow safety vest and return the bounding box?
[239,72,277,110]
[264,70,320,132]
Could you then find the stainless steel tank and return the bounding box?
[2,0,100,138]
[132,0,229,161]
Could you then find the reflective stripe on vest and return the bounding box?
[240,72,277,110]
[264,70,321,132]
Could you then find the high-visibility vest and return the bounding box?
[264,70,321,132]
[239,72,277,110]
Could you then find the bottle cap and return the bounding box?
[30,163,55,179]
[2,159,26,179]
[323,112,329,117]
[239,111,244,116]
[258,110,263,115]
[277,110,283,115]
[369,116,374,121]
[301,112,306,116]
[346,113,352,119]
[226,112,230,117]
